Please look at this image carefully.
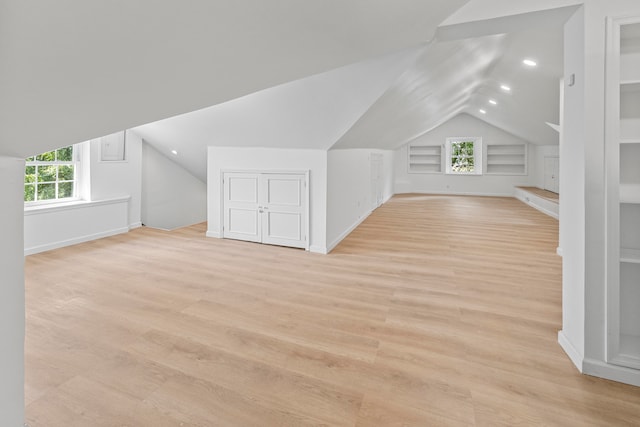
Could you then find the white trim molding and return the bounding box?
[583,358,640,388]
[558,330,584,373]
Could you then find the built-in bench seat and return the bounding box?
[514,186,559,219]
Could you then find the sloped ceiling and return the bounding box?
[133,48,421,181]
[0,0,467,158]
[441,0,582,26]
[134,4,575,173]
[331,34,507,150]
[333,6,576,150]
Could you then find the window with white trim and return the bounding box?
[445,137,483,175]
[25,145,79,203]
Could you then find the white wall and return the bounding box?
[141,142,207,230]
[326,149,394,250]
[532,145,560,190]
[394,114,535,196]
[558,7,586,370]
[207,147,328,252]
[0,157,25,426]
[89,130,143,228]
[133,48,419,182]
[23,131,143,255]
[24,198,130,256]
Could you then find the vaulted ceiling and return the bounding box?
[2,1,580,184]
[0,0,467,158]
[133,4,576,181]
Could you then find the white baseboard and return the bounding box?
[327,211,372,253]
[206,230,221,238]
[556,247,563,257]
[24,227,129,256]
[583,358,640,387]
[558,330,583,373]
[129,222,142,230]
[309,245,328,254]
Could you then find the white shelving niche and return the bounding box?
[408,144,442,174]
[606,17,640,371]
[484,144,527,175]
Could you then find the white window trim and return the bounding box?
[24,143,84,207]
[445,137,483,175]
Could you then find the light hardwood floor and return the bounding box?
[25,195,640,426]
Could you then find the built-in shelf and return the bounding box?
[606,18,640,375]
[621,81,640,91]
[409,160,440,165]
[485,144,526,175]
[621,334,640,356]
[621,248,640,264]
[408,144,442,174]
[620,184,640,203]
[616,334,640,370]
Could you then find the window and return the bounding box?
[445,137,482,175]
[25,145,78,203]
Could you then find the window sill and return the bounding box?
[24,196,130,216]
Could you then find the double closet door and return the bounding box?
[223,172,308,249]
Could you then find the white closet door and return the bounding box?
[223,173,261,242]
[371,153,383,210]
[260,174,306,249]
[544,156,559,194]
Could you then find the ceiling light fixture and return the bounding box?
[500,84,511,92]
[479,109,487,114]
[489,99,497,105]
[171,150,178,155]
[523,59,537,67]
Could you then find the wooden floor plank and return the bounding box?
[25,194,640,426]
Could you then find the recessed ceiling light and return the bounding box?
[523,59,537,67]
[171,150,178,155]
[500,84,511,92]
[489,99,497,105]
[479,109,487,114]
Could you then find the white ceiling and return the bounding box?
[333,6,575,150]
[0,0,467,158]
[133,48,421,181]
[2,0,580,184]
[332,34,508,150]
[132,4,574,180]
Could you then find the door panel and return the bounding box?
[265,212,301,240]
[223,173,261,242]
[229,177,259,203]
[261,174,306,248]
[227,208,259,235]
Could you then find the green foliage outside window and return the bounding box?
[25,145,75,202]
[451,141,475,173]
